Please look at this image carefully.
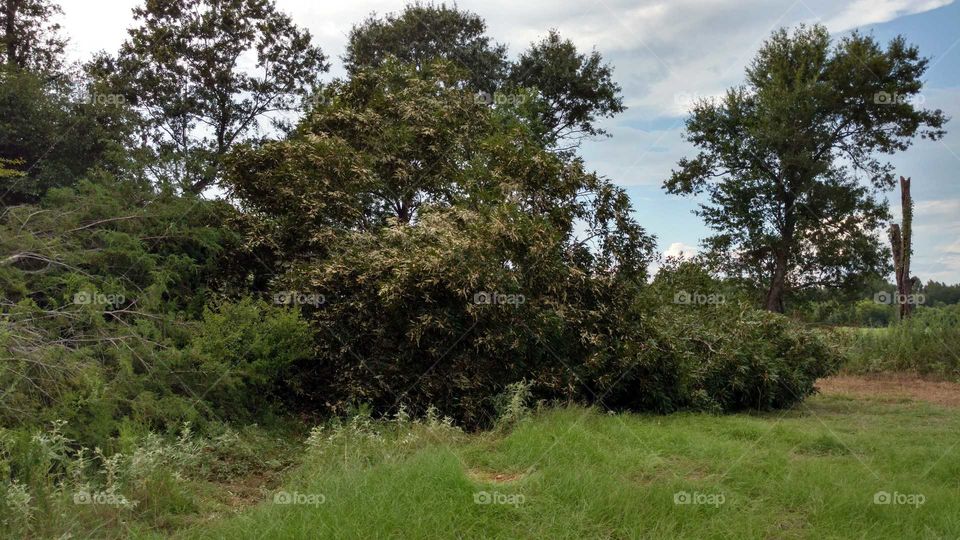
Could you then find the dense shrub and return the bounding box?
[190,298,315,417]
[593,261,842,413]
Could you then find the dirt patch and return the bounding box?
[818,374,960,408]
[467,469,526,484]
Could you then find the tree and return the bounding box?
[0,61,141,206]
[0,0,66,74]
[344,2,507,94]
[507,30,625,150]
[345,4,624,151]
[664,25,947,312]
[229,59,651,274]
[110,0,328,193]
[889,175,916,319]
[225,60,655,422]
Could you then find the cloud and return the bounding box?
[663,242,698,259]
[824,0,954,32]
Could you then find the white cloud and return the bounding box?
[824,0,953,32]
[663,241,698,259]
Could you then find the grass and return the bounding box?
[833,305,960,379]
[151,393,960,539]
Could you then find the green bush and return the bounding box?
[190,298,315,417]
[593,261,842,413]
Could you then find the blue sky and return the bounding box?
[60,0,960,282]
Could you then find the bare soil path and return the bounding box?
[818,373,960,408]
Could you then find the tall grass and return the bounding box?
[839,305,960,378]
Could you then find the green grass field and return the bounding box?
[150,392,960,539]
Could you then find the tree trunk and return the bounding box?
[890,176,913,320]
[4,0,18,67]
[764,251,788,313]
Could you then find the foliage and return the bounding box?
[507,30,625,149]
[0,0,66,74]
[227,59,660,426]
[189,298,315,418]
[345,3,625,150]
[664,25,947,312]
[0,66,137,204]
[0,174,290,448]
[105,0,329,193]
[839,304,960,378]
[344,2,507,94]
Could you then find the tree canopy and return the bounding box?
[664,25,947,312]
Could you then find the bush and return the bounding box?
[593,261,843,413]
[190,298,315,417]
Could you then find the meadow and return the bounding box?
[162,390,960,539]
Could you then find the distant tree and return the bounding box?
[664,25,947,312]
[109,0,328,193]
[921,280,960,306]
[0,0,66,74]
[507,30,625,150]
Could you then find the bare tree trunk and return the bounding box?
[889,176,913,320]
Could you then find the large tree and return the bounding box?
[109,0,328,193]
[345,3,624,151]
[664,25,947,312]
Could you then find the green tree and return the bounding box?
[226,60,655,422]
[109,0,328,193]
[344,2,507,93]
[0,67,138,205]
[664,25,947,312]
[0,0,65,74]
[507,30,625,150]
[345,3,624,151]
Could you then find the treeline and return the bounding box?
[0,0,854,441]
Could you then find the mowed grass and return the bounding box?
[164,394,960,539]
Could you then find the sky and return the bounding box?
[56,0,960,283]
